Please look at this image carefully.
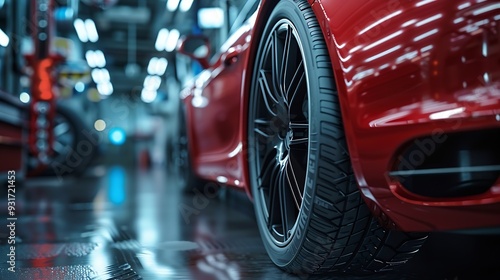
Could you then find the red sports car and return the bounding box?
[178,0,500,275]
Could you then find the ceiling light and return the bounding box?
[167,0,180,12]
[19,92,30,103]
[179,0,193,12]
[94,50,106,67]
[73,19,88,42]
[0,28,9,47]
[86,50,97,68]
[155,58,168,76]
[85,19,99,42]
[92,68,110,84]
[97,81,113,96]
[165,29,180,52]
[198,8,225,29]
[147,57,168,76]
[100,69,110,81]
[143,75,162,91]
[94,119,106,131]
[155,28,169,51]
[141,89,158,103]
[147,57,158,75]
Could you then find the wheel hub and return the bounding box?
[277,126,293,165]
[284,129,293,150]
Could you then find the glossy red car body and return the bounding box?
[181,0,500,232]
[0,92,24,173]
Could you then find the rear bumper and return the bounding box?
[354,109,500,232]
[312,0,500,232]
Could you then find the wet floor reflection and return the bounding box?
[0,165,499,279]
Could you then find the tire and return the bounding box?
[176,103,206,193]
[29,103,97,177]
[247,0,427,275]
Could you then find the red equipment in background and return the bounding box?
[25,0,64,174]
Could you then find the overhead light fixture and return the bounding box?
[92,68,110,84]
[91,68,101,83]
[147,57,168,76]
[165,29,180,52]
[179,0,193,12]
[155,28,169,51]
[141,89,158,103]
[94,119,106,131]
[0,28,9,47]
[85,19,99,43]
[94,50,106,67]
[143,75,162,91]
[198,8,225,29]
[147,57,158,75]
[97,81,113,96]
[74,18,99,43]
[73,19,88,42]
[19,92,30,104]
[166,0,180,12]
[86,50,106,68]
[155,58,168,76]
[86,50,97,68]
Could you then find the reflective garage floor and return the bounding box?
[1,165,500,280]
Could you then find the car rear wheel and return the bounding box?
[248,0,426,275]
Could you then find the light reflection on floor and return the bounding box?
[0,165,499,279]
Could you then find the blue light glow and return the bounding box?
[108,166,126,205]
[109,127,126,145]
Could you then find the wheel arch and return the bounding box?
[240,0,282,200]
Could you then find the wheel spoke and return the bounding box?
[52,141,67,154]
[267,169,280,228]
[290,137,308,146]
[271,30,282,95]
[259,70,278,104]
[258,70,278,117]
[277,168,290,240]
[285,160,301,209]
[258,148,278,181]
[54,122,70,137]
[287,60,305,106]
[254,127,271,138]
[290,122,308,145]
[254,118,278,141]
[287,156,304,200]
[289,122,308,129]
[281,25,292,102]
[267,158,284,229]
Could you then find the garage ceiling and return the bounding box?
[74,0,199,94]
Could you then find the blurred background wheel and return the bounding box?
[28,103,97,177]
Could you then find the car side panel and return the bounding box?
[184,23,254,188]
